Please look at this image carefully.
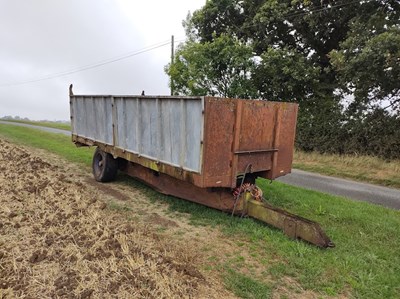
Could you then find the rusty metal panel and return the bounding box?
[237,153,273,174]
[124,162,234,212]
[268,103,298,179]
[235,101,286,177]
[239,101,276,152]
[202,98,236,187]
[232,100,298,181]
[201,97,298,187]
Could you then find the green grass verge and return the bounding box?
[123,174,400,298]
[1,124,399,298]
[1,119,71,131]
[224,269,272,299]
[0,124,92,166]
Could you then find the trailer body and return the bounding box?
[70,95,298,188]
[69,89,333,248]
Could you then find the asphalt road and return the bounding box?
[1,120,399,209]
[277,169,400,210]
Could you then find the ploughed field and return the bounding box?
[0,139,234,298]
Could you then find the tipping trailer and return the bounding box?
[69,85,334,248]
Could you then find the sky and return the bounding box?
[0,0,206,121]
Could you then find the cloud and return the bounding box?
[0,0,204,120]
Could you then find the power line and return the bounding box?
[0,38,184,88]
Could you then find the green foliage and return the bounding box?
[166,34,257,98]
[331,28,400,112]
[296,95,345,153]
[166,0,400,159]
[253,47,320,102]
[342,109,400,160]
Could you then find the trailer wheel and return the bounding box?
[92,148,118,182]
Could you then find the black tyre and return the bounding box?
[92,147,118,182]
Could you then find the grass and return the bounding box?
[107,200,132,212]
[224,269,272,299]
[294,150,400,189]
[116,174,400,298]
[0,123,92,166]
[1,123,400,298]
[0,119,71,130]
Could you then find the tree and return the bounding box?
[190,0,399,98]
[166,34,257,98]
[331,28,400,113]
[253,47,320,102]
[166,0,400,158]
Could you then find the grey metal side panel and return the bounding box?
[71,95,203,172]
[115,96,203,173]
[184,99,203,170]
[139,98,158,159]
[71,96,113,145]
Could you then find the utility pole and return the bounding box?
[170,35,174,96]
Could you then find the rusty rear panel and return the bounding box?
[238,101,276,151]
[234,100,277,185]
[238,100,298,181]
[202,97,298,188]
[201,98,236,187]
[267,103,298,179]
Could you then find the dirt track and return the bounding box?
[0,139,236,298]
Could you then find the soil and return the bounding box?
[0,139,236,299]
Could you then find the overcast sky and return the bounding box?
[0,0,205,120]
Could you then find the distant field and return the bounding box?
[1,119,71,131]
[1,123,399,298]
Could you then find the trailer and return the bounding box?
[69,85,334,248]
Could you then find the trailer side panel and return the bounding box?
[71,95,204,173]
